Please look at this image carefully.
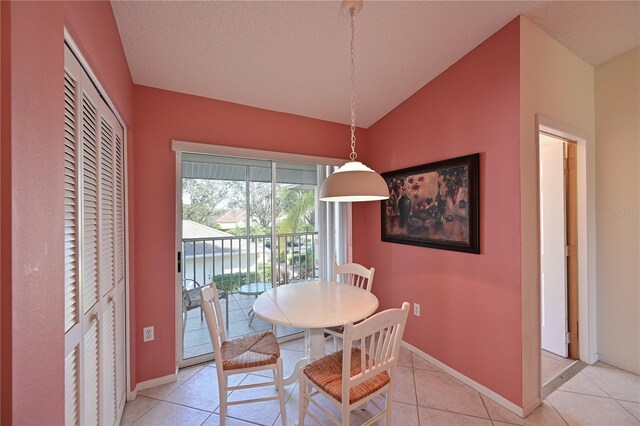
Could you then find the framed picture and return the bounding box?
[381,153,480,253]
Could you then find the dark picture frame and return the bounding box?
[381,153,480,253]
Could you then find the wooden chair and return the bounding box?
[200,284,287,426]
[298,302,410,426]
[325,263,375,350]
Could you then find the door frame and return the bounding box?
[531,115,597,410]
[172,141,345,367]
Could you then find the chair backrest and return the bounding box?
[183,279,203,311]
[333,263,375,292]
[184,278,200,291]
[341,302,410,398]
[200,284,226,361]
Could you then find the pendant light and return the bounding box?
[319,3,390,202]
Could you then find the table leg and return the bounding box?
[306,328,326,361]
[281,328,325,386]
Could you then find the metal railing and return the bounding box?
[181,231,318,293]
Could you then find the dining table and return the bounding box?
[252,280,379,385]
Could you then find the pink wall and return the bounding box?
[132,85,363,383]
[0,1,133,423]
[362,19,523,404]
[1,0,525,414]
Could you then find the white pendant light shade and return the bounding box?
[319,161,389,202]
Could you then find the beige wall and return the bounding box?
[520,16,596,414]
[595,48,640,375]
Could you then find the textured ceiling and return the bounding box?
[112,1,640,128]
[524,1,640,65]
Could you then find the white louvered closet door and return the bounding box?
[114,126,127,416]
[64,44,127,426]
[81,66,103,426]
[98,105,119,426]
[64,46,82,426]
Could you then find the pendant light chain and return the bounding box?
[318,3,390,202]
[349,7,358,161]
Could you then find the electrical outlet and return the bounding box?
[413,303,421,317]
[143,326,154,342]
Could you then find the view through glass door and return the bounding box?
[179,154,320,362]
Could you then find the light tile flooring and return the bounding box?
[123,339,640,426]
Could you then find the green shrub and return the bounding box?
[208,263,272,292]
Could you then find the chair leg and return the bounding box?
[218,375,228,426]
[298,369,307,426]
[341,400,349,426]
[385,388,392,426]
[276,359,287,426]
[183,311,187,338]
[333,335,342,352]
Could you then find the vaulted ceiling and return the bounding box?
[112,1,640,128]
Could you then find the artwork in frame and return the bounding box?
[381,153,480,253]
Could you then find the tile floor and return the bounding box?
[123,339,640,426]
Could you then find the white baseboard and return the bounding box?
[133,366,179,397]
[127,388,138,401]
[401,341,527,418]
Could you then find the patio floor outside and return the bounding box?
[183,290,303,359]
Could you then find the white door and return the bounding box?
[540,137,568,357]
[64,44,127,426]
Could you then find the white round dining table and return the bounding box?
[253,280,379,385]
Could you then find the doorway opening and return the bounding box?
[539,131,583,395]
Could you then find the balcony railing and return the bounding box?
[181,231,318,292]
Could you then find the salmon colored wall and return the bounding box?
[0,1,133,423]
[362,19,523,405]
[132,85,363,384]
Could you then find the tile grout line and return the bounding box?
[131,399,213,426]
[584,367,640,421]
[410,352,497,423]
[415,404,495,422]
[545,398,570,426]
[137,367,204,401]
[121,396,161,426]
[408,353,422,426]
[616,399,640,422]
[478,393,495,425]
[578,367,640,419]
[614,399,640,422]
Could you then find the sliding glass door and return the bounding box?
[178,153,330,364]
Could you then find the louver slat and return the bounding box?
[101,301,117,425]
[100,119,115,296]
[65,347,80,426]
[82,94,99,313]
[64,70,79,333]
[115,133,124,282]
[83,320,100,425]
